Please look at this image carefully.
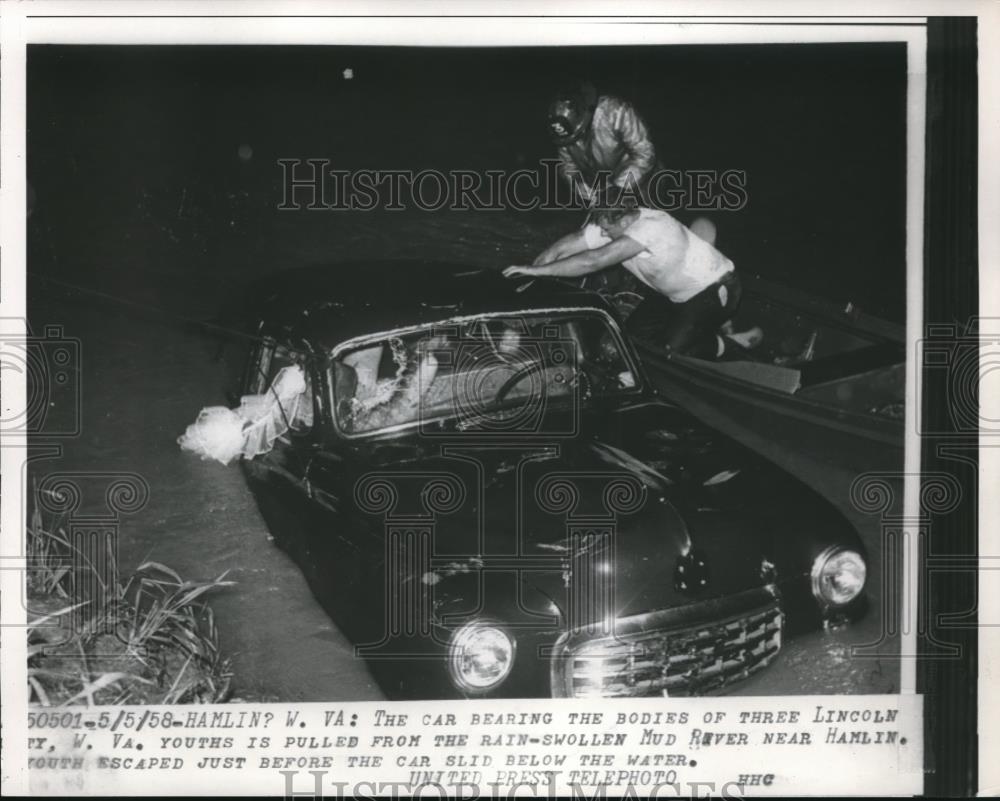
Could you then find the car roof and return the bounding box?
[250,260,620,351]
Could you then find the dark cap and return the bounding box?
[547,82,598,145]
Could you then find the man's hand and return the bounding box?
[503,265,536,279]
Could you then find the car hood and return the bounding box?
[347,401,779,623]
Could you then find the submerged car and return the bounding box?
[235,261,868,699]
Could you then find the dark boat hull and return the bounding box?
[630,275,906,474]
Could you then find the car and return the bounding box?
[234,260,868,699]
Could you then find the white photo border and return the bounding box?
[1,2,994,796]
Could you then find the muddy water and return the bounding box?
[26,43,905,698]
[25,202,574,702]
[28,266,899,699]
[27,292,383,702]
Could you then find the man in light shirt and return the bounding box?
[504,191,760,359]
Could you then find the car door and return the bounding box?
[240,338,321,549]
[255,339,319,476]
[300,449,379,637]
[298,362,392,643]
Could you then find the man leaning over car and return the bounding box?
[504,189,762,359]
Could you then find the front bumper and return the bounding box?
[549,585,783,698]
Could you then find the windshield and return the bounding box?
[331,312,638,435]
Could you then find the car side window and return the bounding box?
[249,339,316,436]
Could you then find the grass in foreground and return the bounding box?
[27,490,235,706]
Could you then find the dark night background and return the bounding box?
[25,43,908,701]
[27,43,907,321]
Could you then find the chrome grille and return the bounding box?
[553,594,783,698]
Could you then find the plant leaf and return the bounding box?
[61,672,152,706]
[704,469,741,486]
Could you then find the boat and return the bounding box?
[621,273,907,472]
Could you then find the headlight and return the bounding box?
[447,622,515,692]
[811,547,867,606]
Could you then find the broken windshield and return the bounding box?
[330,312,638,435]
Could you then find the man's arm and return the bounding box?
[532,229,591,266]
[556,147,597,204]
[608,99,656,188]
[505,236,645,279]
